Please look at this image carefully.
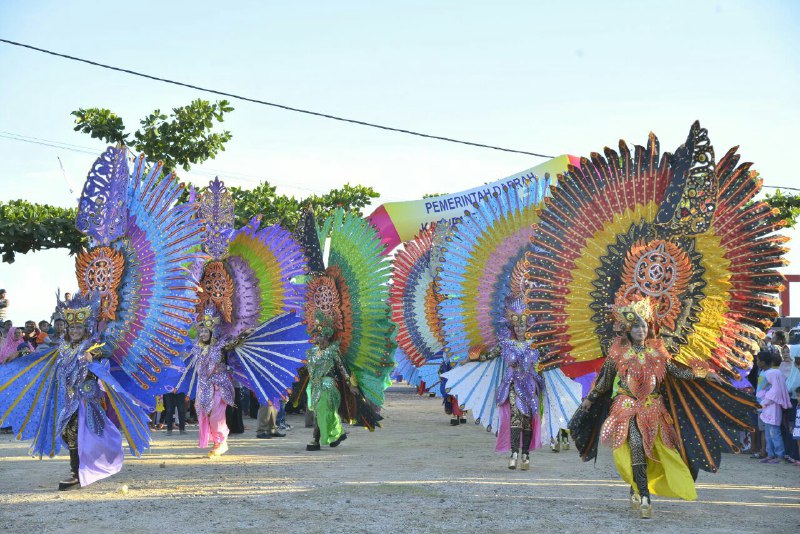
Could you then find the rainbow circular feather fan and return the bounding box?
[526,121,787,376]
[75,147,206,404]
[226,217,308,334]
[437,176,550,360]
[195,178,308,336]
[389,224,446,367]
[304,208,396,407]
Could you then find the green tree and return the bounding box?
[0,200,84,263]
[228,181,379,230]
[72,99,234,172]
[763,189,800,228]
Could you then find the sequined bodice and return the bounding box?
[193,341,234,414]
[307,342,343,408]
[495,337,543,416]
[55,341,103,434]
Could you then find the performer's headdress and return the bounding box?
[197,304,222,333]
[63,291,102,335]
[312,309,336,340]
[504,296,532,327]
[304,275,343,337]
[502,256,535,332]
[611,296,657,338]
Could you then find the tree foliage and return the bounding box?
[763,189,800,228]
[227,181,379,230]
[0,99,382,264]
[72,99,234,172]
[0,181,379,263]
[0,200,85,263]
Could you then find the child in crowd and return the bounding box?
[760,352,792,464]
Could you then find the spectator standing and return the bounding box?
[163,391,187,435]
[22,320,40,349]
[0,289,8,323]
[760,352,792,464]
[36,321,50,346]
[2,320,12,336]
[45,317,68,345]
[1,328,33,363]
[256,401,286,439]
[785,356,800,464]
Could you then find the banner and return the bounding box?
[368,154,578,252]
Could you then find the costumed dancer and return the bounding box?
[438,180,583,470]
[0,146,204,489]
[301,208,395,451]
[177,178,310,456]
[524,122,783,518]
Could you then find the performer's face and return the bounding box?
[512,319,527,341]
[198,327,212,343]
[630,320,648,343]
[68,324,86,342]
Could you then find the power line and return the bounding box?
[0,131,380,197]
[0,38,554,159]
[762,185,800,192]
[2,130,797,194]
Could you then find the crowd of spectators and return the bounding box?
[747,331,800,466]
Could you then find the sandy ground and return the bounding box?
[1,385,798,533]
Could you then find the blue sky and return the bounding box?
[1,1,799,321]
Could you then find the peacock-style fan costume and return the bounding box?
[0,146,205,489]
[437,178,583,469]
[301,208,395,449]
[175,178,310,454]
[525,122,783,518]
[389,222,466,423]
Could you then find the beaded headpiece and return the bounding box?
[312,310,336,341]
[611,296,656,334]
[504,295,533,328]
[197,304,222,335]
[62,292,102,334]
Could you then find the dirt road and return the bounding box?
[1,385,798,533]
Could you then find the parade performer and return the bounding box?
[176,178,310,456]
[523,122,782,518]
[301,208,395,450]
[437,180,583,469]
[0,146,204,489]
[389,222,466,425]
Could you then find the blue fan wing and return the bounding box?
[541,368,583,444]
[90,361,151,456]
[229,312,310,406]
[441,358,506,432]
[0,347,64,457]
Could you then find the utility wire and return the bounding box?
[1,130,797,193]
[0,38,554,158]
[0,131,379,196]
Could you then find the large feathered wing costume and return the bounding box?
[303,208,395,422]
[389,224,445,368]
[437,177,550,360]
[75,147,205,406]
[180,178,310,404]
[436,178,582,442]
[527,122,782,473]
[0,146,201,459]
[0,347,63,456]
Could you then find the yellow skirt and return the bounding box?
[613,432,697,501]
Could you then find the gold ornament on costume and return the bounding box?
[196,260,235,324]
[76,246,125,321]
